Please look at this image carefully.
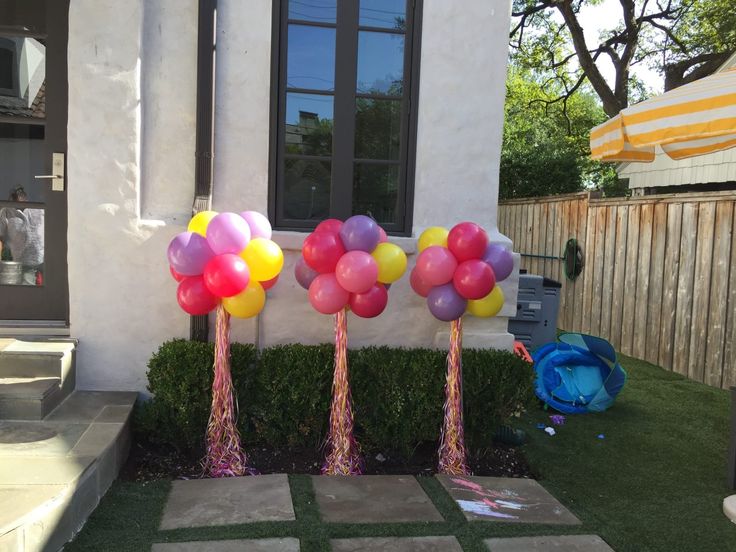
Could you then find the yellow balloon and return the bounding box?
[467,286,505,318]
[223,280,266,318]
[240,238,284,281]
[187,210,218,237]
[372,242,407,284]
[418,226,449,252]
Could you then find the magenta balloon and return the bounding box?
[335,250,378,294]
[240,211,272,240]
[447,222,489,262]
[482,243,514,281]
[427,283,467,321]
[339,215,381,252]
[453,259,496,300]
[350,283,388,318]
[415,246,458,286]
[308,273,350,314]
[167,231,215,276]
[294,255,319,290]
[378,226,388,243]
[315,218,344,234]
[206,212,251,255]
[409,267,433,298]
[177,276,219,315]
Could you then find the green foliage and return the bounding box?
[501,69,615,199]
[136,341,535,459]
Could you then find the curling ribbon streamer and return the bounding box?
[322,308,363,475]
[203,304,254,477]
[437,317,470,475]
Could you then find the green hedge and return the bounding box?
[135,340,535,458]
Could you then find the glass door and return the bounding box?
[0,0,68,322]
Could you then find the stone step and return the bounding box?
[0,340,76,420]
[0,390,137,552]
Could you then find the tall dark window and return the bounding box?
[270,0,422,235]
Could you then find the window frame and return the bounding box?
[268,0,423,236]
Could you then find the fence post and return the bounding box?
[729,387,736,490]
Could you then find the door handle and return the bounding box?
[34,153,65,191]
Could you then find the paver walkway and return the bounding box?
[153,475,610,551]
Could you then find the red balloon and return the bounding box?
[260,274,279,291]
[303,231,346,273]
[315,218,344,234]
[335,250,378,293]
[415,245,458,286]
[203,253,250,297]
[447,222,489,262]
[410,268,434,297]
[308,273,350,314]
[453,259,496,299]
[378,226,388,243]
[170,265,185,282]
[177,276,219,315]
[350,283,388,318]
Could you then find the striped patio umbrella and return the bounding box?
[590,67,736,163]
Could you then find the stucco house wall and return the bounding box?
[67,0,518,393]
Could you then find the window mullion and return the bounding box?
[331,0,359,220]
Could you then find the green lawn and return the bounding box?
[67,354,736,551]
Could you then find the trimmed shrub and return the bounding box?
[136,340,535,458]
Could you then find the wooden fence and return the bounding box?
[499,190,736,389]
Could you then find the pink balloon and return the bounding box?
[335,250,378,294]
[315,218,344,234]
[378,226,388,243]
[203,253,250,297]
[308,273,350,314]
[206,212,251,255]
[177,276,219,315]
[415,246,458,286]
[410,268,434,298]
[453,259,496,300]
[448,222,489,262]
[350,284,388,318]
[240,211,272,240]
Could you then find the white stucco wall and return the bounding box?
[66,0,517,392]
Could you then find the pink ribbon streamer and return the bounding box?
[322,308,363,475]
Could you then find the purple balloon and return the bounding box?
[427,283,467,322]
[339,215,381,252]
[241,210,272,240]
[294,255,319,290]
[167,231,215,276]
[206,212,251,255]
[482,244,514,282]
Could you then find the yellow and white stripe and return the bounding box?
[590,67,736,163]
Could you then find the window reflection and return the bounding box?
[0,195,44,286]
[287,24,336,91]
[284,159,331,221]
[353,163,399,224]
[355,98,400,160]
[359,0,406,30]
[288,0,337,23]
[285,93,334,156]
[357,31,404,95]
[0,36,46,119]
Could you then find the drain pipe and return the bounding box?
[190,0,217,342]
[729,387,736,490]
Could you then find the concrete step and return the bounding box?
[0,390,138,552]
[0,340,76,421]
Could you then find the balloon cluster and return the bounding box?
[167,211,284,318]
[295,215,407,318]
[410,223,514,321]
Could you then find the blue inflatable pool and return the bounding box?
[532,333,626,414]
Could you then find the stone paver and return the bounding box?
[159,475,295,530]
[151,538,300,552]
[436,475,580,524]
[484,535,614,551]
[331,536,462,551]
[45,390,138,422]
[312,475,443,523]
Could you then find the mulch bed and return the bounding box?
[121,438,535,482]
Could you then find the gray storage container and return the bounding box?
[508,273,562,352]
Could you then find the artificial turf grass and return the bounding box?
[67,353,736,552]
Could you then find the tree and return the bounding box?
[500,69,618,199]
[511,0,736,117]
